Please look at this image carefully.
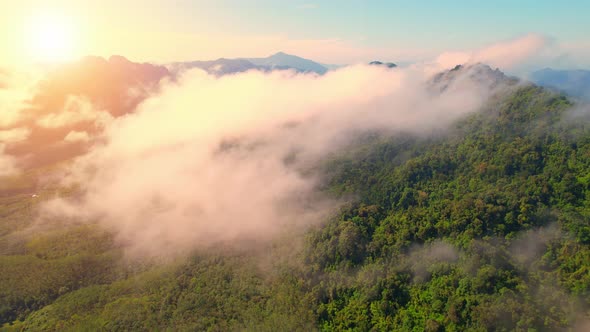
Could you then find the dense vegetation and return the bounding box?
[1,84,589,331]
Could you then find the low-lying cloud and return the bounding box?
[42,63,507,257]
[435,34,548,72]
[36,96,113,129]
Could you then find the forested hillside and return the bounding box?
[1,82,590,331]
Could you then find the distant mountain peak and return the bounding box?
[437,63,506,80]
[248,52,328,74]
[267,52,308,61]
[431,63,518,92]
[171,52,329,75]
[369,61,397,68]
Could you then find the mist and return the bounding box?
[38,63,510,257]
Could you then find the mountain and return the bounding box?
[431,63,517,93]
[369,60,397,68]
[172,52,329,75]
[531,68,590,100]
[247,52,328,74]
[2,64,590,331]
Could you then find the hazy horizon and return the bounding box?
[1,0,590,70]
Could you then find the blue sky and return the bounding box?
[200,0,588,48]
[1,0,589,67]
[151,0,590,66]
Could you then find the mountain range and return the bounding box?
[4,52,589,172]
[2,54,590,330]
[369,60,397,68]
[171,52,331,75]
[530,68,590,100]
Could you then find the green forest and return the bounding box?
[2,83,590,331]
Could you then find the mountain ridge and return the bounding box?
[531,67,590,100]
[1,56,590,330]
[170,52,329,75]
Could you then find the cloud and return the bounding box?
[434,51,472,70]
[512,38,590,72]
[0,127,30,143]
[553,40,590,69]
[42,64,508,258]
[36,96,113,129]
[407,240,459,282]
[63,130,90,143]
[473,34,547,68]
[0,67,41,128]
[508,223,562,265]
[434,34,548,71]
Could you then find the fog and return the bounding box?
[35,63,509,257]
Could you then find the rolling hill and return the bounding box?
[1,64,589,331]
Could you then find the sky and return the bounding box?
[0,0,589,67]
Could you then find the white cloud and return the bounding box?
[0,67,41,127]
[43,64,505,258]
[0,127,30,143]
[36,96,113,129]
[63,130,90,143]
[434,34,548,71]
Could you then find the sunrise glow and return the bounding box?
[24,12,77,63]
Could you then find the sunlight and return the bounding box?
[25,11,77,63]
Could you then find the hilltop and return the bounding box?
[1,63,589,331]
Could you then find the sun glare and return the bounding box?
[25,12,77,63]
